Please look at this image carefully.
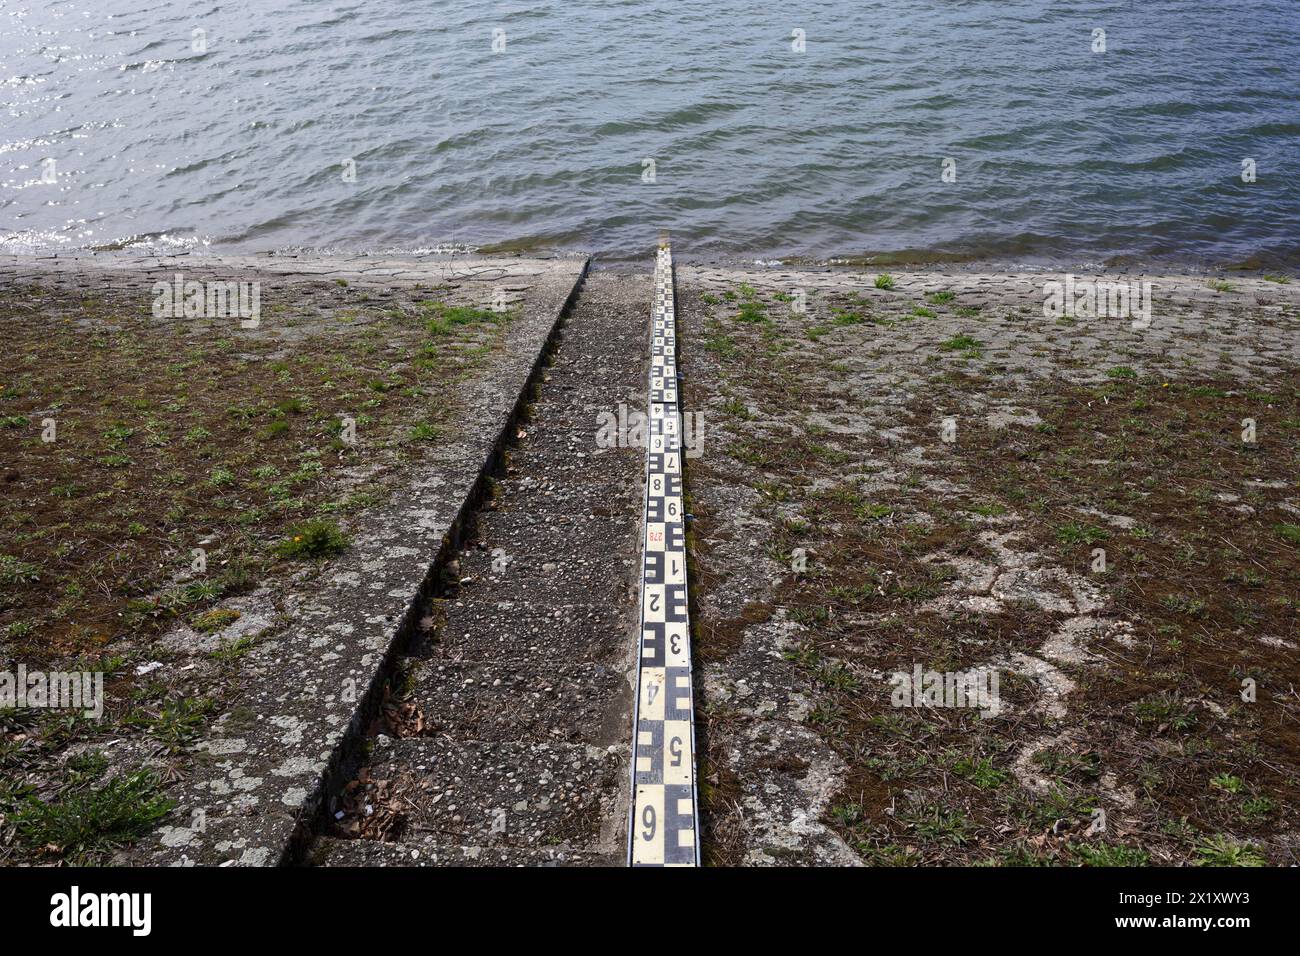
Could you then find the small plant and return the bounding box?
[926,291,955,304]
[1207,279,1234,293]
[146,697,215,752]
[952,756,1009,790]
[1107,366,1137,379]
[1194,834,1265,867]
[789,604,830,625]
[1056,522,1108,546]
[212,634,257,663]
[102,424,135,446]
[939,334,983,353]
[1210,773,1243,794]
[1276,523,1300,545]
[874,274,895,290]
[1160,593,1207,617]
[1074,843,1150,867]
[1132,691,1197,730]
[1240,795,1275,824]
[408,422,440,442]
[854,502,894,521]
[906,805,972,846]
[830,803,864,826]
[274,519,349,559]
[815,662,860,691]
[191,608,242,633]
[0,554,40,585]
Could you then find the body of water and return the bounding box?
[3,0,1298,266]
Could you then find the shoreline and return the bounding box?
[4,244,1297,280]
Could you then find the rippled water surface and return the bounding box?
[3,0,1298,264]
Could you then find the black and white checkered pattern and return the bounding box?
[629,240,699,867]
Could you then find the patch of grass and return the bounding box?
[854,502,894,521]
[423,301,504,336]
[1275,523,1300,545]
[926,291,955,304]
[952,756,1009,790]
[911,306,935,319]
[1207,280,1234,293]
[261,419,290,440]
[0,414,30,428]
[0,554,40,585]
[702,327,739,358]
[211,634,257,663]
[1194,834,1265,866]
[274,519,349,559]
[1073,843,1150,867]
[1132,691,1197,731]
[831,309,869,326]
[145,697,215,753]
[1240,795,1275,824]
[408,422,440,442]
[721,397,752,420]
[191,608,242,633]
[1262,274,1290,284]
[1107,366,1138,379]
[939,334,983,353]
[1210,773,1243,794]
[874,274,895,290]
[1056,522,1108,546]
[13,770,175,862]
[906,805,973,846]
[1160,593,1207,617]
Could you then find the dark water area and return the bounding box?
[3,0,1298,268]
